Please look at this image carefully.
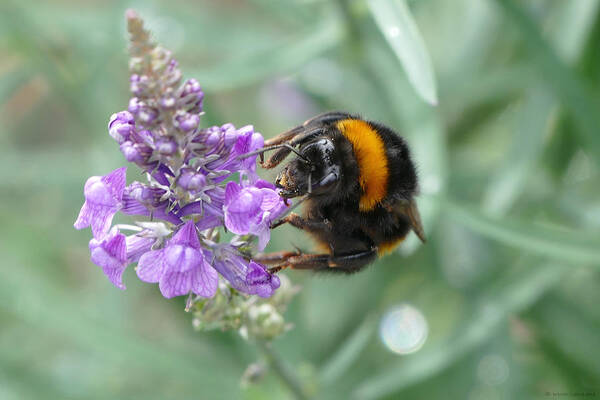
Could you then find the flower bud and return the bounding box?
[178,168,207,193]
[180,78,204,113]
[108,111,135,144]
[174,111,200,133]
[128,57,144,74]
[130,74,151,96]
[160,95,177,110]
[247,303,285,340]
[128,97,142,114]
[120,141,146,164]
[155,136,177,156]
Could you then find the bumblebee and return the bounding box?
[254,111,425,274]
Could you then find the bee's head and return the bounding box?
[275,138,341,199]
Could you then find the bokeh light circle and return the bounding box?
[379,304,428,354]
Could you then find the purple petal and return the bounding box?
[74,168,127,238]
[212,249,279,297]
[151,205,183,225]
[163,244,203,273]
[224,211,251,234]
[101,167,127,200]
[89,230,128,290]
[233,125,254,156]
[169,220,200,248]
[223,182,264,234]
[125,234,155,263]
[158,258,217,298]
[137,249,166,283]
[227,187,263,213]
[252,219,271,252]
[178,201,203,217]
[212,253,251,292]
[254,179,276,190]
[225,181,241,203]
[246,261,280,298]
[196,215,221,231]
[190,259,218,297]
[259,188,283,211]
[74,201,115,239]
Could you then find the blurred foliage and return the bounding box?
[1,0,599,399]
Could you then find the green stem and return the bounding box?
[257,341,309,400]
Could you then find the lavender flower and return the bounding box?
[74,10,290,304]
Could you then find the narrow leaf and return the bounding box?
[482,86,555,215]
[495,0,600,166]
[367,0,438,105]
[192,19,343,92]
[443,198,600,265]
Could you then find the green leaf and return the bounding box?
[442,198,600,265]
[494,0,600,165]
[191,19,343,92]
[367,0,438,105]
[481,86,555,215]
[352,262,567,399]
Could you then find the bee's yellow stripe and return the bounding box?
[336,119,389,211]
[377,237,405,255]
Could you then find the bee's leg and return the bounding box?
[270,247,377,273]
[270,213,331,231]
[252,250,300,266]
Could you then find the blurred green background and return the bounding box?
[1,0,600,399]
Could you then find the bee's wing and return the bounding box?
[390,197,426,243]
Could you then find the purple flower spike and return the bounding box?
[77,13,286,303]
[89,229,128,290]
[74,167,127,238]
[137,221,218,298]
[213,248,279,297]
